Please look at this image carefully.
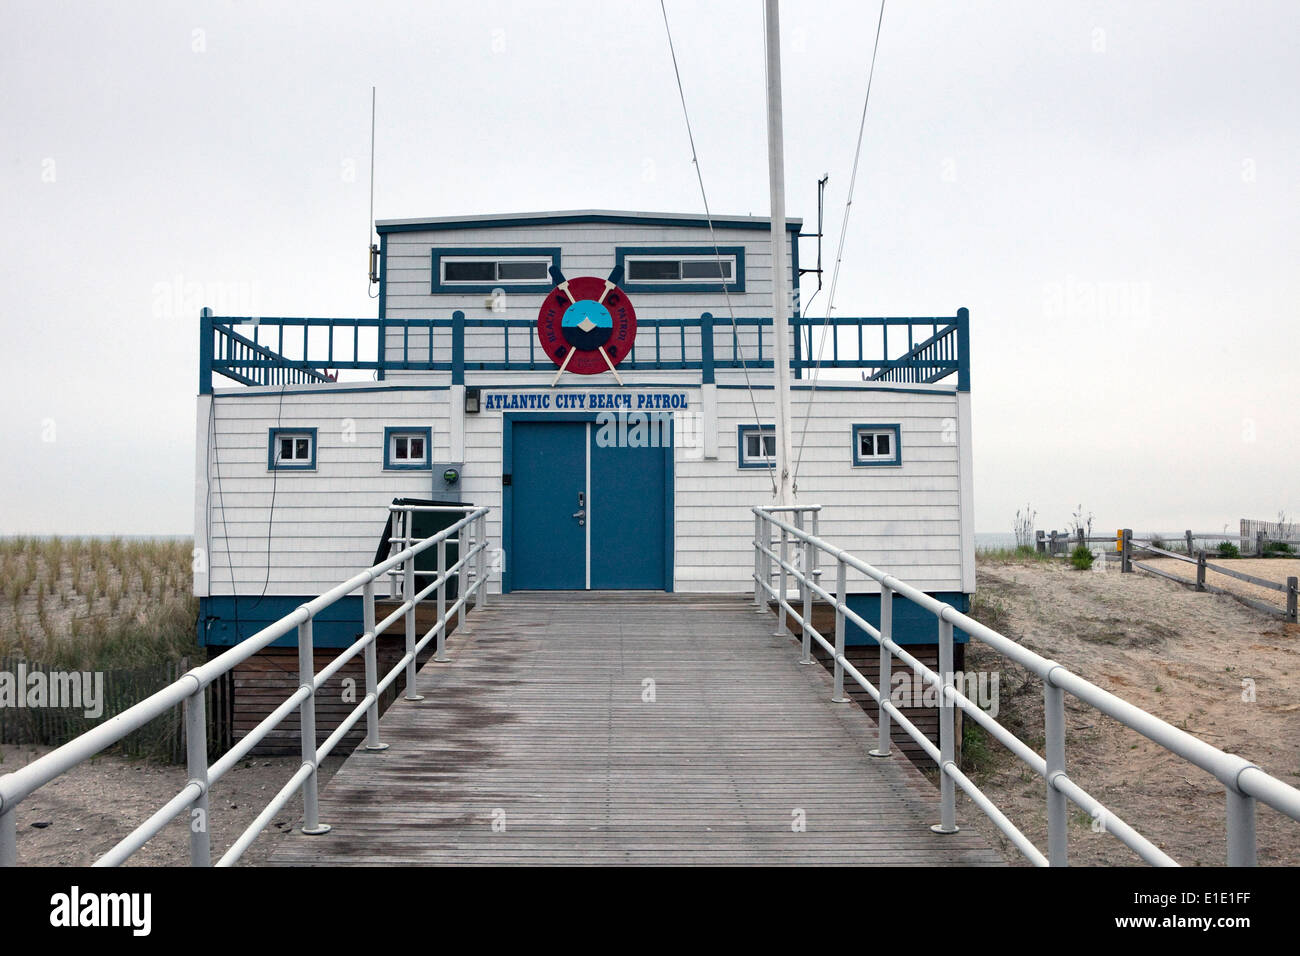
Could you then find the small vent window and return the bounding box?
[384,427,433,470]
[269,429,316,471]
[852,425,901,466]
[738,425,776,469]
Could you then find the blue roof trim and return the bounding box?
[716,383,959,396]
[378,212,803,235]
[216,385,452,398]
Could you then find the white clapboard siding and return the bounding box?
[673,386,965,593]
[200,388,470,597]
[199,379,967,598]
[381,220,796,372]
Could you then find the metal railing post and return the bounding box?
[775,525,789,637]
[870,586,893,757]
[832,558,848,702]
[403,554,424,700]
[809,509,820,580]
[297,618,330,835]
[0,808,13,867]
[756,514,771,615]
[434,536,450,662]
[1044,673,1068,864]
[184,682,212,865]
[799,530,813,666]
[753,512,763,608]
[362,579,387,751]
[456,528,471,635]
[1226,789,1257,866]
[477,512,489,609]
[931,616,959,834]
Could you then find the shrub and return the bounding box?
[1263,540,1295,556]
[1217,541,1240,559]
[1070,544,1095,570]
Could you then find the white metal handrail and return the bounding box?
[0,506,491,867]
[753,505,1300,866]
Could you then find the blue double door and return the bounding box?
[509,420,671,591]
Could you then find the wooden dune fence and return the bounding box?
[1124,540,1299,622]
[0,656,232,762]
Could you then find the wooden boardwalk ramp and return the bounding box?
[272,593,1002,865]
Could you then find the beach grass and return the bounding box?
[0,537,198,670]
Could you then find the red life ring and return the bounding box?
[536,276,637,376]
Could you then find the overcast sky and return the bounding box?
[1,0,1296,538]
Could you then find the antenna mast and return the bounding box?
[368,87,379,285]
[764,0,795,504]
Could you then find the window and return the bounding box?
[738,424,776,469]
[384,427,433,470]
[430,247,560,293]
[268,428,317,471]
[626,257,733,282]
[442,258,550,283]
[852,424,901,467]
[616,246,745,293]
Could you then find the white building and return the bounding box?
[195,209,974,655]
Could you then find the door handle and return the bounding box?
[574,490,585,525]
[572,509,585,526]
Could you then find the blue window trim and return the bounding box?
[430,247,561,294]
[852,423,902,467]
[737,424,776,470]
[383,426,433,470]
[615,246,745,294]
[268,427,318,471]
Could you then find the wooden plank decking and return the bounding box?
[271,592,1002,865]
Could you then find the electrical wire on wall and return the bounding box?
[207,393,239,639]
[250,382,288,611]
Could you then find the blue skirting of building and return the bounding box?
[199,592,970,648]
[844,592,971,645]
[199,596,364,648]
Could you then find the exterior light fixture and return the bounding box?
[464,387,481,414]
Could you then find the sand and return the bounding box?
[1,745,345,866]
[1139,556,1299,615]
[966,558,1300,866]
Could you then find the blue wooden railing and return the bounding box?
[199,308,969,393]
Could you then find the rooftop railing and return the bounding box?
[753,505,1300,866]
[199,308,970,392]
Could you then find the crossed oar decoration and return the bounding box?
[547,265,625,387]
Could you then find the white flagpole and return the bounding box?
[764,0,795,505]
